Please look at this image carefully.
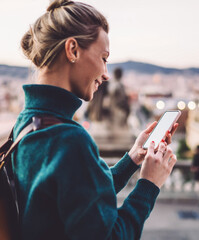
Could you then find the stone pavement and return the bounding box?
[117,186,199,240]
[142,201,199,240]
[141,229,199,240]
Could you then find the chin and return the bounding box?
[75,88,94,101]
[84,91,95,101]
[84,95,93,102]
[79,93,93,102]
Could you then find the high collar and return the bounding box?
[23,84,82,120]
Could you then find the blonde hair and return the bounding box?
[21,0,109,68]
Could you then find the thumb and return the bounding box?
[144,121,157,134]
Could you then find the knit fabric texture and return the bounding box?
[12,84,159,240]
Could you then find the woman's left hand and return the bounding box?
[128,121,157,165]
[128,122,179,166]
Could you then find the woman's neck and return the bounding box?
[37,63,71,92]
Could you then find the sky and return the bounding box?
[1,0,199,68]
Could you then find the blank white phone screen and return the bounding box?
[143,111,179,149]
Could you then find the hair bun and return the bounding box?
[47,0,73,12]
[21,0,108,68]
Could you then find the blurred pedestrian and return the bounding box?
[191,145,199,188]
[108,67,130,126]
[85,81,110,121]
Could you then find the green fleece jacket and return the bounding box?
[12,84,159,240]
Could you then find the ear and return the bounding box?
[64,38,79,63]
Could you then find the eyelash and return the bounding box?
[103,58,108,63]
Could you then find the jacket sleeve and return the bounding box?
[51,129,159,240]
[110,153,140,193]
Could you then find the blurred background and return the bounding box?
[1,0,199,239]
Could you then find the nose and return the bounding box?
[102,66,110,81]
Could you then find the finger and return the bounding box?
[144,121,157,134]
[158,142,166,150]
[166,123,179,137]
[161,139,167,146]
[170,123,179,136]
[138,148,147,157]
[166,123,178,138]
[165,133,172,145]
[163,146,173,162]
[146,141,155,156]
[156,150,164,158]
[165,123,179,144]
[156,142,166,157]
[168,154,177,169]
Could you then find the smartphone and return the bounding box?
[143,110,181,149]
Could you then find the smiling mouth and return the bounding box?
[95,80,101,90]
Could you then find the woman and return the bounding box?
[13,0,177,239]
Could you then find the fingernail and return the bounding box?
[161,139,165,142]
[152,141,155,143]
[167,130,171,134]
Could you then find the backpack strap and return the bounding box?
[0,115,64,170]
[0,115,64,240]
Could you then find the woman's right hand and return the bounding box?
[140,141,177,188]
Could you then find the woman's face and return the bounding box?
[69,29,110,101]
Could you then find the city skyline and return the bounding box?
[1,0,199,68]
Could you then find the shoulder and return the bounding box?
[44,122,98,154]
[55,122,94,142]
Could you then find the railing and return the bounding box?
[1,126,199,202]
[159,160,199,202]
[104,157,199,203]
